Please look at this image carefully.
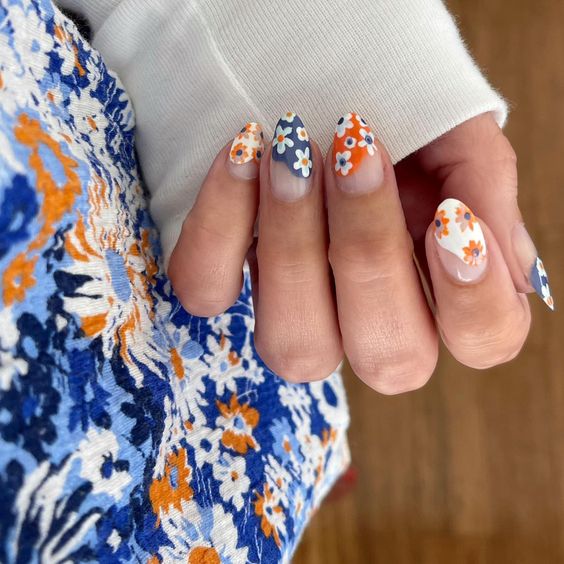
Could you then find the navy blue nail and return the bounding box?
[530,257,554,310]
[271,113,312,179]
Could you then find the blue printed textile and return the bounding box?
[0,1,350,562]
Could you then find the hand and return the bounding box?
[168,113,553,393]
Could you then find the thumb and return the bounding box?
[418,113,554,311]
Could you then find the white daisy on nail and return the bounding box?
[273,125,295,154]
[283,111,296,123]
[358,128,377,156]
[293,147,313,177]
[343,136,357,149]
[335,113,354,138]
[296,126,309,142]
[335,151,353,175]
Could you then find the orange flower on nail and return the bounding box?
[434,209,450,239]
[455,204,476,232]
[463,240,485,266]
[230,142,249,164]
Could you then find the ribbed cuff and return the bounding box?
[63,0,507,267]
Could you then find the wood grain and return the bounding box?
[294,1,564,562]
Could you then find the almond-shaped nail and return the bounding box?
[270,112,312,201]
[512,223,554,310]
[227,122,264,179]
[433,198,488,283]
[332,113,384,194]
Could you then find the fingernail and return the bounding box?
[332,113,384,194]
[512,223,554,310]
[433,198,488,283]
[228,122,264,180]
[270,112,313,201]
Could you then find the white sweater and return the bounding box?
[56,0,507,267]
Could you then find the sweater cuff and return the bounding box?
[57,0,507,268]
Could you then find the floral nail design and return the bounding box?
[530,257,554,310]
[271,113,312,179]
[434,198,487,267]
[229,122,264,165]
[333,113,377,177]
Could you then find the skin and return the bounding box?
[168,113,532,394]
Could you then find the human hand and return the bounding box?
[168,113,553,393]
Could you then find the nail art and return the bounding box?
[229,122,264,165]
[434,198,487,267]
[271,113,312,178]
[530,257,554,310]
[333,113,378,177]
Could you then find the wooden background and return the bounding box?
[294,1,564,562]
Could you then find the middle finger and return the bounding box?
[326,113,438,394]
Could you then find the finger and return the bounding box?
[326,113,438,395]
[168,122,264,316]
[254,113,343,382]
[427,198,531,368]
[419,113,554,310]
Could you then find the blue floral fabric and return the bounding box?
[0,1,350,562]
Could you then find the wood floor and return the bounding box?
[294,1,564,562]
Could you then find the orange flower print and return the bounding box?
[187,547,220,564]
[149,448,194,525]
[434,209,450,239]
[2,253,38,305]
[455,204,476,232]
[229,122,264,166]
[463,240,485,266]
[230,142,249,164]
[253,483,285,548]
[216,394,259,454]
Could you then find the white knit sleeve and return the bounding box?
[56,0,507,267]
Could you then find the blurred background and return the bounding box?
[295,1,563,562]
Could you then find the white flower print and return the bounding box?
[0,307,28,391]
[273,125,295,155]
[159,500,249,563]
[212,452,250,511]
[335,151,353,175]
[296,126,309,142]
[283,112,296,123]
[335,113,354,138]
[358,128,377,156]
[309,374,350,430]
[293,147,313,178]
[343,136,357,149]
[77,429,132,500]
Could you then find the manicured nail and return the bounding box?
[433,198,488,283]
[332,113,383,194]
[270,112,312,201]
[228,122,264,179]
[512,223,554,310]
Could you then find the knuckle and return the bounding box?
[256,241,324,285]
[175,293,234,318]
[447,305,531,369]
[255,334,343,383]
[328,234,411,284]
[348,340,437,395]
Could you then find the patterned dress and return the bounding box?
[0,1,350,562]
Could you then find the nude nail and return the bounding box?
[270,113,313,201]
[433,198,488,283]
[227,122,264,180]
[512,222,554,310]
[333,113,384,194]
